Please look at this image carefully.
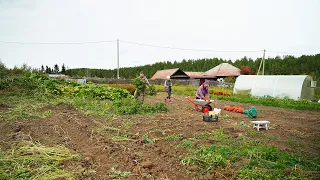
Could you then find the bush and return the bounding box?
[106,84,136,95]
[112,98,167,115]
[146,85,157,96]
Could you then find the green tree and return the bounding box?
[54,64,59,74]
[0,61,8,78]
[61,64,66,74]
[41,65,45,72]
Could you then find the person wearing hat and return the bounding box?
[164,76,172,103]
[134,71,150,102]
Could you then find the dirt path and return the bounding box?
[0,93,319,179]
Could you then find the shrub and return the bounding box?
[146,85,157,96]
[112,98,167,115]
[107,84,136,95]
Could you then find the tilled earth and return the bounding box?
[0,92,319,179]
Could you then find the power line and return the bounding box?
[267,50,305,55]
[0,40,116,45]
[0,39,307,55]
[120,40,263,53]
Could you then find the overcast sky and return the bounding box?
[0,0,319,70]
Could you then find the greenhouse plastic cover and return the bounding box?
[233,75,310,100]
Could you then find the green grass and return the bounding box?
[0,92,115,121]
[181,130,320,179]
[215,95,320,111]
[211,128,228,142]
[155,84,320,111]
[165,134,184,141]
[286,139,304,148]
[0,90,167,121]
[0,92,59,121]
[0,141,81,180]
[178,139,194,148]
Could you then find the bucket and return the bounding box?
[203,115,219,122]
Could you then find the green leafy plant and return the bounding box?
[178,140,194,148]
[143,135,153,143]
[132,77,145,92]
[147,85,157,96]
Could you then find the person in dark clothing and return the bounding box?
[164,76,172,103]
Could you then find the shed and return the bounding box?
[233,75,314,100]
[151,68,190,80]
[203,63,240,78]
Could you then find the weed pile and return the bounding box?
[0,141,81,179]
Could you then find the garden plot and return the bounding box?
[0,92,319,179]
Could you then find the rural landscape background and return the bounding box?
[1,54,320,179]
[1,0,320,179]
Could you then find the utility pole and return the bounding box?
[117,39,120,79]
[262,49,266,75]
[257,49,266,75]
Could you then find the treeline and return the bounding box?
[41,64,66,74]
[65,54,320,80]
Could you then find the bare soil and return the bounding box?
[0,92,319,180]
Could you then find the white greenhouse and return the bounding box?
[233,75,315,100]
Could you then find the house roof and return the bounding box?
[203,63,240,77]
[185,72,204,79]
[150,68,189,80]
[185,72,216,79]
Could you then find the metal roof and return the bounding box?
[150,68,189,80]
[203,63,240,77]
[185,72,216,79]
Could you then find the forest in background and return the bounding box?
[65,54,320,80]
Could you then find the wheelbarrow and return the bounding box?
[187,97,214,113]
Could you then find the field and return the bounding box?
[0,75,320,179]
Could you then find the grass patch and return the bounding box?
[0,141,81,180]
[211,128,228,142]
[182,130,320,179]
[286,139,304,148]
[194,132,210,140]
[246,129,258,137]
[178,140,194,148]
[109,166,131,179]
[166,134,184,141]
[265,134,278,140]
[215,95,320,111]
